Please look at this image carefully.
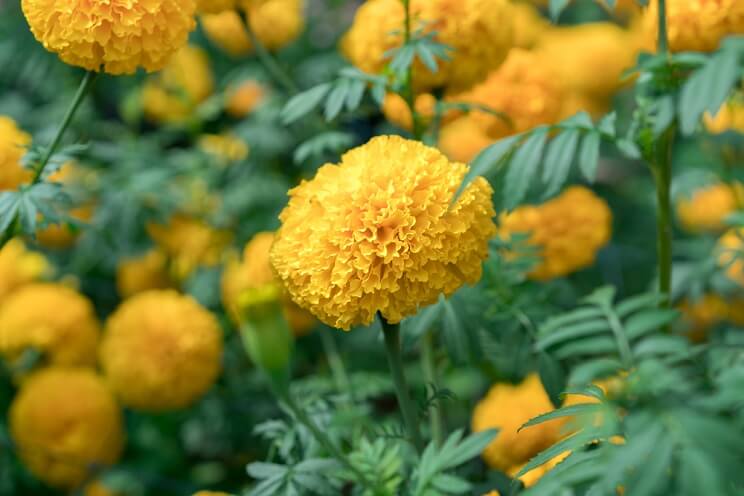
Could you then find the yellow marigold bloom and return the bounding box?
[198,133,250,163]
[271,135,496,330]
[0,115,32,191]
[142,45,214,124]
[0,283,100,369]
[147,215,232,281]
[705,99,744,134]
[100,290,223,411]
[225,80,266,118]
[10,368,123,489]
[197,0,237,13]
[0,238,50,304]
[116,250,173,299]
[643,0,744,53]
[222,232,316,336]
[510,2,549,49]
[498,186,613,280]
[21,0,196,74]
[678,294,729,342]
[382,93,437,131]
[201,0,304,56]
[342,0,514,92]
[676,183,741,233]
[438,116,495,164]
[718,228,744,286]
[453,49,565,140]
[471,374,565,471]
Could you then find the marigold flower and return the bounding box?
[21,0,196,74]
[643,0,744,53]
[498,186,612,280]
[142,45,214,124]
[717,228,744,286]
[678,294,730,342]
[676,183,741,233]
[438,116,494,164]
[201,0,304,56]
[197,0,237,13]
[0,238,50,304]
[225,80,266,118]
[10,368,123,489]
[705,99,744,134]
[100,290,223,411]
[509,452,571,487]
[382,93,437,131]
[510,2,549,49]
[0,115,32,191]
[222,232,316,336]
[0,283,100,369]
[116,249,173,298]
[198,133,250,163]
[271,135,496,330]
[342,0,514,92]
[147,215,232,281]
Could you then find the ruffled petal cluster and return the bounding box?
[100,290,223,411]
[0,283,100,369]
[270,135,496,330]
[10,368,124,488]
[0,239,50,304]
[498,186,612,280]
[22,0,197,74]
[116,249,173,298]
[0,115,32,191]
[676,183,742,233]
[342,0,514,92]
[643,0,744,53]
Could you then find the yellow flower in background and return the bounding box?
[222,232,316,336]
[271,135,496,330]
[225,80,266,118]
[453,49,565,140]
[0,283,100,369]
[201,0,304,56]
[705,99,744,134]
[499,186,613,281]
[510,2,549,49]
[100,290,223,411]
[718,228,744,286]
[438,115,495,164]
[471,374,565,472]
[21,0,196,74]
[0,239,50,304]
[509,452,570,487]
[116,249,173,299]
[381,93,437,131]
[342,0,514,92]
[142,45,214,124]
[197,0,237,13]
[0,115,32,191]
[84,480,122,496]
[676,183,741,233]
[9,368,124,489]
[147,215,232,281]
[678,294,731,342]
[643,0,744,53]
[198,133,250,163]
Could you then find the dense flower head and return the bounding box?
[342,0,514,92]
[222,232,316,336]
[21,0,197,74]
[643,0,744,53]
[0,283,100,369]
[198,133,250,163]
[382,93,437,131]
[498,186,613,280]
[676,183,741,233]
[705,99,744,134]
[437,115,494,164]
[510,2,549,49]
[0,115,32,191]
[100,290,223,411]
[225,80,266,118]
[116,249,173,298]
[718,228,744,286]
[10,368,124,489]
[271,135,496,330]
[142,45,214,124]
[0,239,50,305]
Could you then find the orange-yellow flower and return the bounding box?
[382,93,437,131]
[271,135,496,330]
[676,183,741,233]
[718,228,744,286]
[225,80,266,118]
[510,2,549,49]
[0,115,32,190]
[705,99,744,134]
[116,249,173,299]
[197,0,237,13]
[198,133,250,163]
[22,0,196,74]
[437,116,494,164]
[10,368,124,489]
[0,238,50,305]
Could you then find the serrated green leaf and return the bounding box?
[324,78,351,121]
[537,319,611,351]
[624,309,678,340]
[503,128,548,209]
[345,79,366,112]
[539,351,566,408]
[653,96,676,137]
[540,307,605,335]
[520,403,602,431]
[615,292,667,318]
[554,336,617,360]
[568,358,623,387]
[441,296,468,362]
[542,128,580,198]
[281,83,331,124]
[549,0,570,21]
[402,300,443,350]
[453,134,520,203]
[444,429,497,468]
[516,430,596,478]
[416,42,439,73]
[247,462,287,478]
[578,132,601,182]
[633,335,688,358]
[430,473,471,494]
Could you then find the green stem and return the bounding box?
[653,125,675,305]
[421,331,444,447]
[657,0,668,55]
[238,10,298,94]
[401,0,423,139]
[380,318,424,451]
[319,327,354,402]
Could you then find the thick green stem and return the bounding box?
[319,327,354,402]
[238,10,298,94]
[652,125,675,307]
[421,331,444,447]
[381,318,424,451]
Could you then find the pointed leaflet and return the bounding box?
[578,131,601,182]
[453,134,520,203]
[503,128,548,209]
[281,83,331,124]
[542,128,580,198]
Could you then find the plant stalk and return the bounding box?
[238,10,298,94]
[657,0,668,55]
[401,0,423,139]
[421,331,444,447]
[653,125,675,303]
[380,317,424,451]
[319,327,354,402]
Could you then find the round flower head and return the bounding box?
[225,80,266,118]
[643,0,744,53]
[271,135,496,330]
[676,183,741,233]
[0,283,100,369]
[100,290,223,411]
[0,116,32,191]
[438,115,495,164]
[116,249,173,299]
[498,186,612,280]
[705,98,744,134]
[10,368,124,489]
[382,93,437,132]
[222,232,316,336]
[510,2,549,49]
[0,239,50,305]
[21,0,197,74]
[142,45,214,124]
[342,0,514,92]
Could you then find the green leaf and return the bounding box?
[554,336,617,360]
[503,128,548,209]
[568,358,624,387]
[416,42,439,73]
[539,307,605,335]
[324,78,351,121]
[624,309,678,340]
[519,403,602,431]
[653,96,676,136]
[430,473,471,494]
[615,292,667,318]
[536,319,611,351]
[345,79,367,112]
[281,83,331,124]
[444,429,497,468]
[633,335,688,358]
[453,134,520,203]
[0,192,20,234]
[247,462,286,479]
[441,297,468,362]
[549,0,570,21]
[539,351,566,408]
[402,300,443,350]
[626,437,673,496]
[516,430,596,478]
[578,132,601,182]
[542,128,580,198]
